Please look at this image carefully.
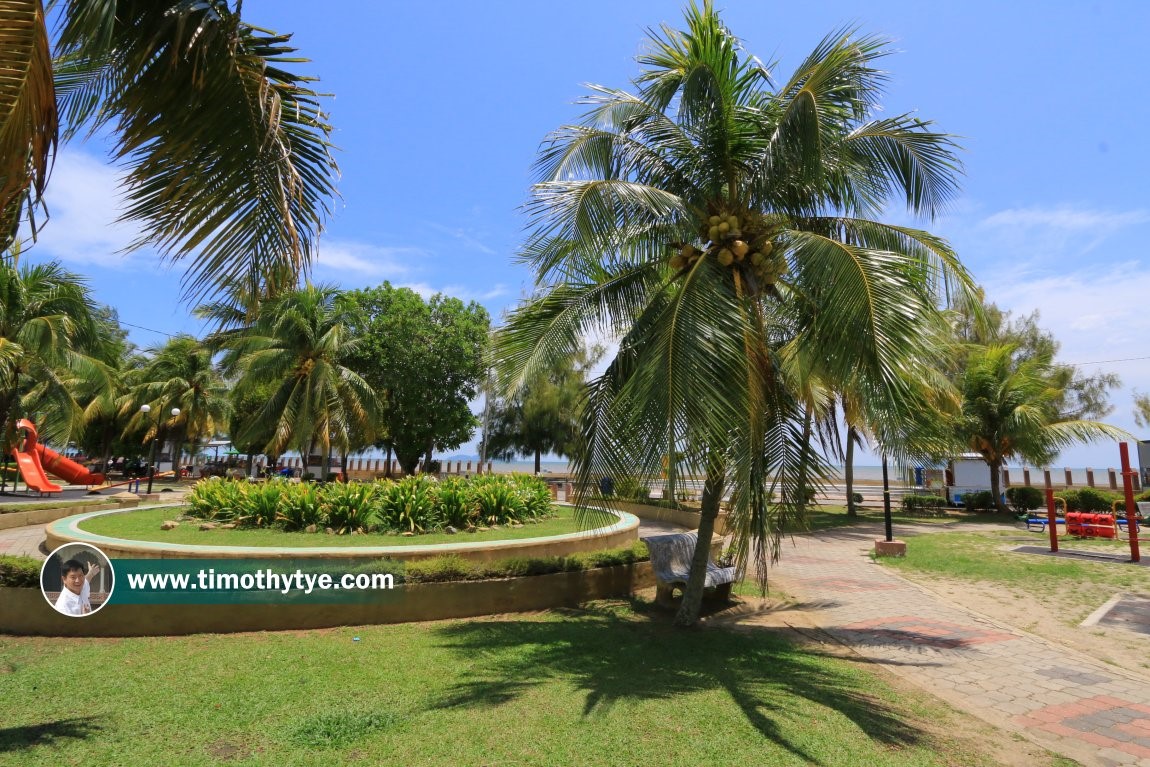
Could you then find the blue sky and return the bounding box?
[20,1,1150,469]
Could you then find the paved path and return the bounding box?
[0,523,47,558]
[744,524,1150,767]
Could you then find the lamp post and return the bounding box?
[141,406,180,494]
[141,404,156,495]
[169,407,181,483]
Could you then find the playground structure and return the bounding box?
[1030,442,1142,563]
[9,419,105,494]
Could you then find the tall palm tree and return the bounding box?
[494,3,978,626]
[132,336,230,473]
[225,285,377,478]
[0,258,107,460]
[0,0,337,300]
[957,344,1128,514]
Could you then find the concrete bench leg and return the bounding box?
[655,583,678,607]
[708,582,733,603]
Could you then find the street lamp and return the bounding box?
[141,406,181,494]
[140,404,156,494]
[170,407,181,482]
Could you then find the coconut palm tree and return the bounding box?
[224,285,378,478]
[494,3,978,626]
[131,336,230,474]
[0,258,107,466]
[0,0,337,300]
[956,343,1128,514]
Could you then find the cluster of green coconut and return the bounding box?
[668,211,787,286]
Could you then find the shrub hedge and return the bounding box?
[187,474,555,534]
[901,494,946,515]
[1005,486,1044,512]
[0,555,40,587]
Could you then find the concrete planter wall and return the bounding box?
[44,505,640,564]
[612,500,731,536]
[0,499,139,532]
[0,561,655,637]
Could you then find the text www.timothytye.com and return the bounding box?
[125,568,394,595]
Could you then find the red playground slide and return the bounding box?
[11,419,105,493]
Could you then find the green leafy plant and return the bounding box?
[236,480,284,527]
[186,477,245,523]
[1005,486,1044,513]
[471,475,525,525]
[1062,487,1120,512]
[901,494,945,515]
[375,475,438,532]
[321,481,378,534]
[962,491,996,513]
[508,473,552,519]
[0,555,41,587]
[277,482,322,531]
[435,476,475,528]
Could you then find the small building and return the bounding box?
[945,454,1005,506]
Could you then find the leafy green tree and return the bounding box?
[1135,392,1150,430]
[956,344,1127,514]
[0,259,107,461]
[72,308,147,471]
[481,344,602,474]
[0,0,337,299]
[494,3,977,626]
[132,335,230,471]
[345,284,490,475]
[950,297,1119,420]
[226,285,377,478]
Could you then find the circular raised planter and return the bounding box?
[45,503,640,563]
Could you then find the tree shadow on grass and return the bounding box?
[0,717,102,752]
[431,603,929,766]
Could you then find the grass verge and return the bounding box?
[0,602,1065,766]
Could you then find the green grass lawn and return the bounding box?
[76,506,613,547]
[790,504,1005,533]
[0,497,118,514]
[0,602,1064,766]
[880,528,1150,618]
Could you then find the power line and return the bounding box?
[118,320,182,338]
[1066,355,1150,366]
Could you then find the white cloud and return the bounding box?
[18,148,149,270]
[313,239,421,277]
[424,222,498,255]
[981,206,1150,231]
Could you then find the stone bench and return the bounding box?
[641,531,738,607]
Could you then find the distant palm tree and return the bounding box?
[226,286,377,478]
[957,344,1128,514]
[0,259,107,458]
[0,0,337,299]
[132,336,230,473]
[495,3,977,625]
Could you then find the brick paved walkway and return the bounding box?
[749,524,1150,767]
[0,523,47,558]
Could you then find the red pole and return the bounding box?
[1120,443,1140,562]
[1045,488,1059,553]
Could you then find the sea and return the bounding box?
[470,461,1109,487]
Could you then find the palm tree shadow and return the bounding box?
[0,717,102,752]
[432,605,927,765]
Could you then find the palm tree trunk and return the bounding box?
[845,426,857,517]
[534,448,541,475]
[674,455,726,628]
[989,458,1007,514]
[385,444,393,478]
